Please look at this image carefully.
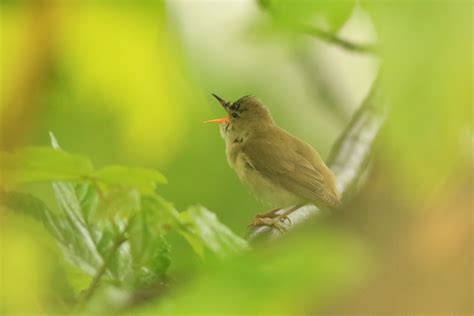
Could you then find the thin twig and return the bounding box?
[247,77,387,242]
[81,217,134,302]
[298,25,378,55]
[257,0,378,55]
[81,236,126,302]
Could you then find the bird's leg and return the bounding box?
[249,205,304,232]
[248,208,281,229]
[257,208,282,218]
[273,204,304,226]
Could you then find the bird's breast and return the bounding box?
[230,150,302,208]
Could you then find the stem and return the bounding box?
[298,25,378,55]
[257,0,378,55]
[82,237,126,302]
[81,217,134,302]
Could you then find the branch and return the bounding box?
[257,0,377,54]
[298,25,378,55]
[247,78,387,242]
[81,217,134,302]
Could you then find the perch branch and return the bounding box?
[247,78,387,242]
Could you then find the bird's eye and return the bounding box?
[231,112,239,118]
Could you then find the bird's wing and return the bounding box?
[241,138,340,207]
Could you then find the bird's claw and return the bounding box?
[280,214,292,225]
[249,214,292,232]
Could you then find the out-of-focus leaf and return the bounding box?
[49,132,105,275]
[180,231,206,258]
[130,224,171,287]
[52,180,105,275]
[141,194,182,228]
[92,165,167,193]
[97,188,141,220]
[0,190,65,241]
[127,195,174,286]
[74,182,100,225]
[0,189,100,287]
[179,206,249,258]
[262,0,355,32]
[0,147,93,186]
[139,197,247,259]
[62,262,93,296]
[135,229,368,316]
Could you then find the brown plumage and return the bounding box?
[207,94,341,228]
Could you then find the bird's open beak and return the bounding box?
[205,94,231,124]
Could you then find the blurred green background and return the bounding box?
[0,0,471,315]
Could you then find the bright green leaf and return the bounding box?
[0,147,93,186]
[62,262,93,296]
[97,188,141,220]
[0,190,65,241]
[141,194,182,227]
[179,231,205,258]
[48,133,105,275]
[92,165,167,193]
[74,182,100,225]
[263,0,355,32]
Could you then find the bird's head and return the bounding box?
[206,94,274,140]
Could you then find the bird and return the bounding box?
[206,94,341,231]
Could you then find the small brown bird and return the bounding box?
[206,94,341,230]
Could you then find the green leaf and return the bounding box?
[130,228,171,286]
[0,147,93,186]
[62,262,93,296]
[49,132,105,275]
[92,165,167,193]
[179,231,205,258]
[141,194,182,227]
[74,182,101,225]
[52,181,105,274]
[0,190,66,241]
[263,0,355,32]
[97,188,141,220]
[130,195,177,283]
[0,189,98,297]
[0,189,101,277]
[179,206,249,258]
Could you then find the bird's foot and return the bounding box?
[249,213,292,232]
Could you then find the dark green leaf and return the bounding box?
[126,195,174,286]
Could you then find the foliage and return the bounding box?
[0,0,470,315]
[0,134,248,308]
[259,0,355,32]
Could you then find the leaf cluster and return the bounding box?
[0,133,248,306]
